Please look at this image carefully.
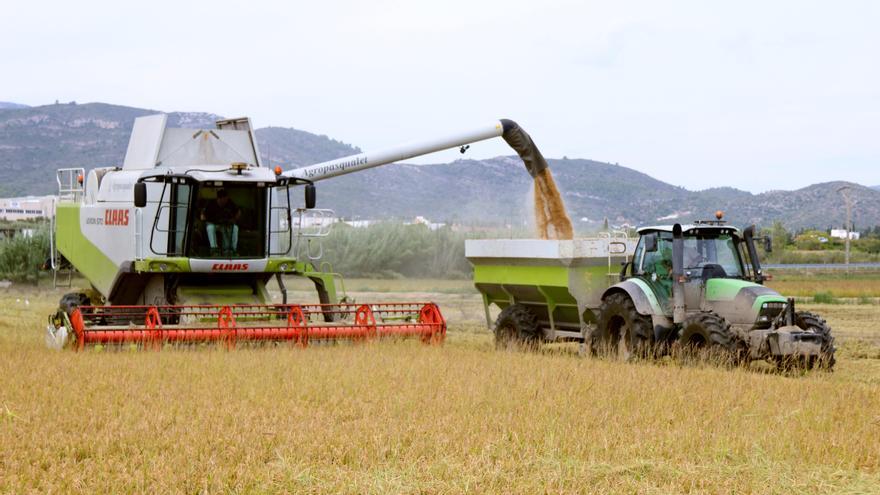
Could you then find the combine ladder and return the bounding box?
[51,169,84,288]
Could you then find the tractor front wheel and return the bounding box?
[678,312,745,366]
[796,311,836,370]
[595,292,653,360]
[494,304,542,350]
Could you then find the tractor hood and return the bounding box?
[703,279,787,325]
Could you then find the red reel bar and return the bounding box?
[68,302,446,350]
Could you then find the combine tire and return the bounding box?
[594,292,653,360]
[494,304,542,350]
[678,312,745,366]
[59,292,91,316]
[795,311,836,370]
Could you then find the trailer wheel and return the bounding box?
[795,311,836,370]
[494,304,541,350]
[595,292,653,360]
[678,312,745,366]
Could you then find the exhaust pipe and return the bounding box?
[672,223,686,324]
[743,225,766,285]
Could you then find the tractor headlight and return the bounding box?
[755,302,785,328]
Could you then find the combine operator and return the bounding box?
[201,189,241,257]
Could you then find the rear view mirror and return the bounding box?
[644,235,658,252]
[304,184,316,209]
[764,236,773,253]
[133,182,147,208]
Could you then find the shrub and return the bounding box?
[0,228,49,283]
[812,291,835,304]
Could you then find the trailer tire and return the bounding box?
[795,311,836,370]
[678,312,745,366]
[595,292,653,360]
[59,292,91,317]
[494,304,541,350]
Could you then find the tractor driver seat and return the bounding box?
[700,263,728,282]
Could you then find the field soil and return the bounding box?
[1,278,879,493]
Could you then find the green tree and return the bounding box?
[770,221,790,253]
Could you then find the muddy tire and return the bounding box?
[795,311,836,370]
[494,304,542,350]
[59,292,91,317]
[678,312,745,366]
[594,292,653,360]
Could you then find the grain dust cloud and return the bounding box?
[533,168,573,240]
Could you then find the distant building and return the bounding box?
[0,196,55,221]
[411,216,446,231]
[343,219,374,228]
[830,229,860,240]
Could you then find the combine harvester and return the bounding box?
[46,115,553,350]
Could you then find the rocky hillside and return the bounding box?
[312,157,880,230]
[1,101,878,230]
[0,102,357,197]
[0,102,30,110]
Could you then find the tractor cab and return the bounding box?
[622,214,775,323]
[630,224,750,299]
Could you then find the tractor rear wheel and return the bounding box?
[594,292,653,360]
[678,312,745,366]
[494,304,542,350]
[795,311,836,370]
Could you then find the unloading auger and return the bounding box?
[46,114,564,349]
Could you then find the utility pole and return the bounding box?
[837,186,853,274]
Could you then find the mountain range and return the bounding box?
[1,101,878,231]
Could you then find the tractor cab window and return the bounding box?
[681,234,744,279]
[189,185,266,258]
[639,233,674,280]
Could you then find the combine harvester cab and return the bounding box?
[46,115,445,349]
[467,215,836,370]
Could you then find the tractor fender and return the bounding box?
[601,280,664,317]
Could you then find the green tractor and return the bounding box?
[466,216,836,370]
[601,219,835,368]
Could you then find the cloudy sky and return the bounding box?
[3,0,878,192]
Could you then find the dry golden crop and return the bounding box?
[1,283,879,494]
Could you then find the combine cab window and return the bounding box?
[188,185,266,258]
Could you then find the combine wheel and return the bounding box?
[494,304,541,350]
[59,292,91,316]
[595,292,653,360]
[795,311,836,370]
[48,292,90,350]
[678,312,746,366]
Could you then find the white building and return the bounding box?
[830,229,860,240]
[0,196,55,221]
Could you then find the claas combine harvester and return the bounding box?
[45,114,551,350]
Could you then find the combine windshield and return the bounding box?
[682,234,744,278]
[189,184,267,258]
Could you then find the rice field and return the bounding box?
[1,279,879,493]
[767,270,880,300]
